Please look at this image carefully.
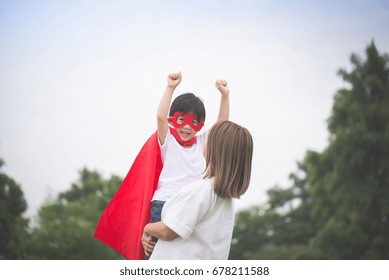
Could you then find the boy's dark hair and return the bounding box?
[169,93,206,121]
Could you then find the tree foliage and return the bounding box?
[26,168,124,259]
[230,41,389,259]
[0,159,30,259]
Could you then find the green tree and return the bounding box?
[230,179,316,259]
[308,41,389,259]
[231,41,389,260]
[0,158,30,259]
[27,168,124,259]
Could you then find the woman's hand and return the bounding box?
[141,231,156,256]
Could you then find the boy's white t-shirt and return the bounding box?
[150,178,235,260]
[152,128,208,202]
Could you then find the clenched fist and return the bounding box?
[215,79,229,95]
[167,72,182,88]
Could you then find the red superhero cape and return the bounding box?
[94,131,162,260]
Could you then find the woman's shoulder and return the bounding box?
[182,178,215,198]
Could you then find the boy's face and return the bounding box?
[168,112,204,141]
[175,124,197,142]
[168,112,204,131]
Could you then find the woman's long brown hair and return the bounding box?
[205,120,253,199]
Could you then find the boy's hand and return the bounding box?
[167,72,182,88]
[215,79,229,95]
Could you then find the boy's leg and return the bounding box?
[151,200,165,223]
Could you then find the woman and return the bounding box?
[142,120,253,259]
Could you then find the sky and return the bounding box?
[1,0,389,219]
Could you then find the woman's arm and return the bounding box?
[141,221,178,256]
[144,221,178,240]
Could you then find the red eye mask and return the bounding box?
[168,112,204,132]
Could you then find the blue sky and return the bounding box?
[1,0,389,218]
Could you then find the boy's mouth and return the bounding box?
[179,130,191,137]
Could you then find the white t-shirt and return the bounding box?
[152,129,208,202]
[150,178,235,260]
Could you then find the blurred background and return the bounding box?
[1,0,388,259]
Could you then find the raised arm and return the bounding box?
[157,72,182,145]
[215,79,230,122]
